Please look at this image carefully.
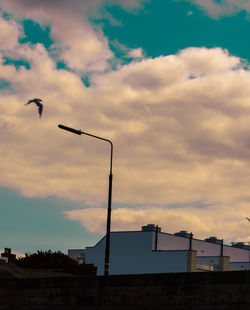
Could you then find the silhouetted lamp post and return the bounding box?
[58,124,113,276]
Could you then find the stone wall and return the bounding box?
[0,270,250,309]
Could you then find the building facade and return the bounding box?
[70,224,250,275]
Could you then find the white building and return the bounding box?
[71,224,250,275]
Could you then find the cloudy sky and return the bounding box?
[1,0,250,255]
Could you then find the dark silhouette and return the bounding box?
[25,98,43,117]
[1,248,16,263]
[58,124,113,276]
[16,250,96,275]
[246,217,250,222]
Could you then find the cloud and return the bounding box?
[0,15,21,51]
[1,13,250,240]
[127,47,144,59]
[0,0,145,20]
[64,203,250,242]
[0,0,146,72]
[189,0,250,18]
[1,39,249,208]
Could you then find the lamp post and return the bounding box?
[58,124,113,276]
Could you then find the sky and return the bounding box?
[0,0,250,255]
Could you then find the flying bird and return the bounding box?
[25,98,43,117]
[246,218,250,222]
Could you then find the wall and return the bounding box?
[86,231,154,275]
[85,235,106,275]
[86,232,191,275]
[111,250,190,274]
[224,245,250,262]
[196,256,230,271]
[192,239,221,256]
[157,232,189,250]
[0,271,250,309]
[85,231,250,275]
[157,232,222,256]
[231,262,250,270]
[156,232,249,259]
[197,256,221,266]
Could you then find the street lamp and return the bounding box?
[58,124,113,276]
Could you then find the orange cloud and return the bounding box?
[1,14,250,241]
[64,203,250,242]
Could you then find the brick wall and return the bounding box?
[0,270,249,309]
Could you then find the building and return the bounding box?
[80,224,250,275]
[1,248,16,263]
[0,257,8,263]
[68,249,85,264]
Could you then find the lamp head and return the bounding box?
[58,124,82,135]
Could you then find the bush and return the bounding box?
[16,250,96,275]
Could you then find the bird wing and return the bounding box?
[25,98,44,117]
[25,99,33,105]
[26,98,42,104]
[36,102,43,117]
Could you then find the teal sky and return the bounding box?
[99,1,250,62]
[0,188,102,254]
[1,0,250,255]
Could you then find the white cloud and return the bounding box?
[0,15,21,51]
[0,0,146,72]
[189,0,250,17]
[127,48,144,59]
[178,47,239,74]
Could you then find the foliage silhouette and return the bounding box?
[16,250,96,275]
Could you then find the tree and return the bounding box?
[16,250,96,275]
